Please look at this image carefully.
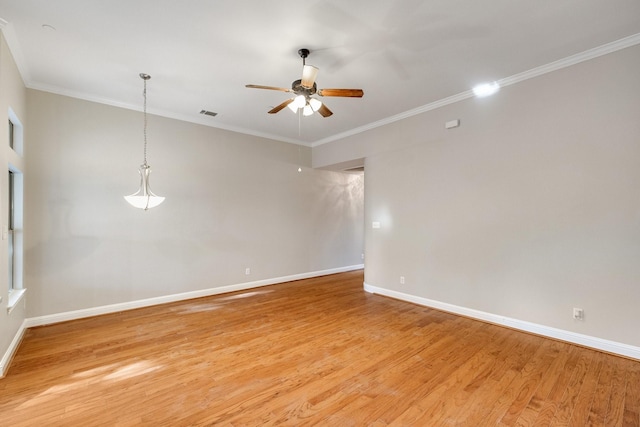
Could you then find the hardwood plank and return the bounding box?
[605,358,631,427]
[447,335,526,424]
[549,349,598,426]
[392,325,513,425]
[623,364,640,427]
[567,351,606,426]
[533,345,583,426]
[463,334,544,424]
[512,340,570,426]
[586,354,615,426]
[1,270,638,426]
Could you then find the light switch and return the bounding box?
[1,225,7,240]
[372,222,381,229]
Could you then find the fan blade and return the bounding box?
[317,103,333,117]
[318,103,333,117]
[268,98,294,114]
[301,65,319,89]
[246,84,292,92]
[317,88,364,97]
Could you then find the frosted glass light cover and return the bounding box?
[124,164,165,210]
[309,98,322,111]
[303,104,314,116]
[293,95,306,108]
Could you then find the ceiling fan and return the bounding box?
[245,48,364,118]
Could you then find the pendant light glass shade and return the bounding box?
[124,73,165,210]
[124,164,165,210]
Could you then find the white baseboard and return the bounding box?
[0,319,28,378]
[24,265,364,329]
[363,282,640,361]
[0,265,363,378]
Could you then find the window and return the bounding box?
[7,168,24,309]
[7,108,25,309]
[8,108,23,156]
[8,171,15,291]
[9,119,15,149]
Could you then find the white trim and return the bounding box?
[24,81,310,147]
[311,91,473,147]
[498,33,640,89]
[23,265,363,329]
[311,32,640,147]
[4,20,638,150]
[0,319,27,378]
[363,282,640,361]
[1,265,362,377]
[7,288,26,314]
[0,22,31,84]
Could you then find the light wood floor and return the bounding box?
[1,270,639,426]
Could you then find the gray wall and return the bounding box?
[24,90,364,317]
[315,44,640,348]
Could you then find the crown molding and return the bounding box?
[312,91,473,147]
[4,19,639,150]
[312,32,640,147]
[27,81,311,147]
[498,32,640,89]
[0,21,31,83]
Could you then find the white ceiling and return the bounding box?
[1,0,639,145]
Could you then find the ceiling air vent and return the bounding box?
[200,110,218,117]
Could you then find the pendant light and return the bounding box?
[124,73,165,210]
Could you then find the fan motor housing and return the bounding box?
[291,79,317,96]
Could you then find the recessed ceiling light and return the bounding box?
[472,81,500,97]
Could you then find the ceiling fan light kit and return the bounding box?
[245,48,364,118]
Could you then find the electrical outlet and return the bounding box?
[573,307,584,320]
[400,276,405,285]
[245,268,251,275]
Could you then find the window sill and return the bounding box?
[7,288,26,314]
